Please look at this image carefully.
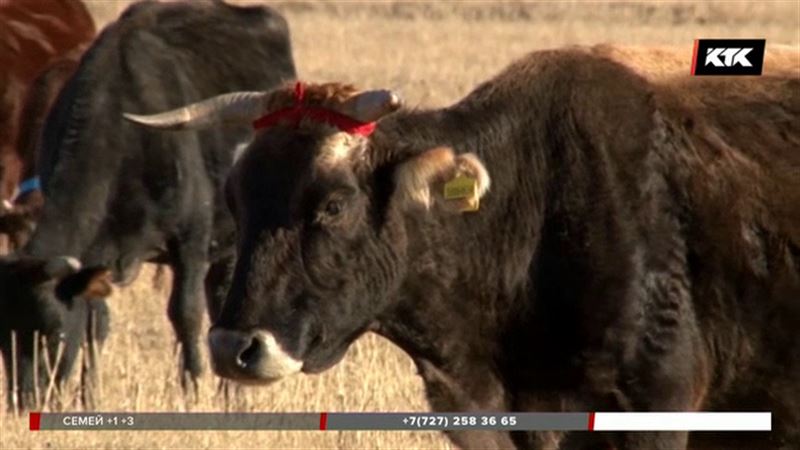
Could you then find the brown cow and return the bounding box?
[0,0,95,251]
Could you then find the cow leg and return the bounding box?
[608,373,695,448]
[1,327,83,411]
[80,344,95,409]
[416,360,517,450]
[205,255,239,402]
[204,255,235,324]
[611,272,698,450]
[0,331,31,411]
[40,297,90,410]
[167,237,210,394]
[15,352,37,411]
[79,299,110,410]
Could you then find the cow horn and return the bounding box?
[338,90,403,123]
[44,256,82,279]
[123,91,271,130]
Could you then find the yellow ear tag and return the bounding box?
[443,175,479,212]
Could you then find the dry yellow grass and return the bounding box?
[1,1,798,449]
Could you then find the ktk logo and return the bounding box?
[705,48,753,67]
[691,39,766,76]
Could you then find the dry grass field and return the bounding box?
[2,1,799,449]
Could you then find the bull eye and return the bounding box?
[324,200,342,216]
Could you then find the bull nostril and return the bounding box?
[309,331,323,349]
[237,336,262,368]
[210,329,303,381]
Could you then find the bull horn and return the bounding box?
[338,89,403,123]
[44,256,82,279]
[123,91,271,130]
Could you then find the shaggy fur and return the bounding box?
[216,45,799,449]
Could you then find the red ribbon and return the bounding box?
[252,82,376,136]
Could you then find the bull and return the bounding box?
[126,46,799,449]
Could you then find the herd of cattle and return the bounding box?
[1,1,798,449]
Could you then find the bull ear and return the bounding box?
[393,146,490,213]
[55,267,114,301]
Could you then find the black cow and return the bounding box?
[126,46,799,449]
[0,0,295,410]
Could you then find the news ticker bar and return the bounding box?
[29,412,771,432]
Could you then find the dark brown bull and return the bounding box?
[0,0,94,251]
[127,46,800,450]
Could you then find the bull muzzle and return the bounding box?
[207,328,302,383]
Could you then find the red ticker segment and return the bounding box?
[29,412,41,431]
[28,412,771,431]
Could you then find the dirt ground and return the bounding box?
[1,1,798,449]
